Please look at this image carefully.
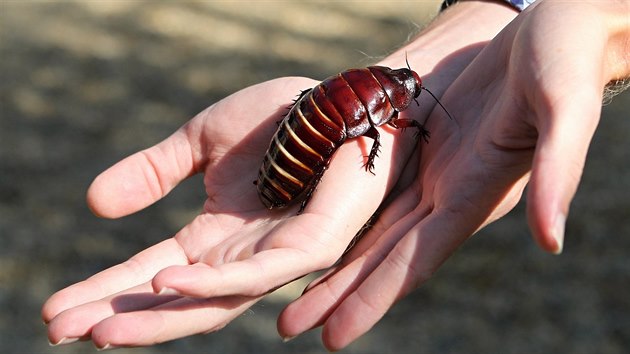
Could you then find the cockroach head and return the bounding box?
[411,70,423,99]
[404,55,423,100]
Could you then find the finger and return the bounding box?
[46,282,181,345]
[301,184,422,295]
[527,85,603,254]
[277,255,370,340]
[277,192,429,340]
[152,248,324,298]
[87,122,201,218]
[342,150,423,261]
[153,213,346,298]
[42,238,188,322]
[90,295,261,349]
[320,208,470,351]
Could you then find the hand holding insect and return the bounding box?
[41,0,519,349]
[41,0,522,349]
[42,0,629,350]
[278,0,630,350]
[41,73,424,348]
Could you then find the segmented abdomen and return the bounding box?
[257,80,353,209]
[257,67,410,210]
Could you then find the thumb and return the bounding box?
[526,86,603,254]
[87,127,198,218]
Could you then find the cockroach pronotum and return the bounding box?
[256,63,451,212]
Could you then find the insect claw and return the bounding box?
[363,155,378,175]
[369,162,376,175]
[415,128,430,143]
[364,162,376,175]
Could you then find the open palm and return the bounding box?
[42,74,420,348]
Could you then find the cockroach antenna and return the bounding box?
[405,52,454,121]
[421,86,454,121]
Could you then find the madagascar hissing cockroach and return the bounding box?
[256,64,451,212]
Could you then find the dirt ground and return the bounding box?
[2,1,629,353]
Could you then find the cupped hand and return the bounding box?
[278,0,630,350]
[41,75,418,348]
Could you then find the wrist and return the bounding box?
[379,1,517,71]
[376,1,517,116]
[536,0,630,85]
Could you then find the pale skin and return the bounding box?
[42,0,629,351]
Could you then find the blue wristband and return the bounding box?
[506,0,536,11]
[440,0,535,12]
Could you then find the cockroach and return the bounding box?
[256,64,451,212]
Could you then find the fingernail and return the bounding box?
[96,342,118,351]
[282,335,296,343]
[552,213,566,255]
[49,337,79,346]
[158,287,180,296]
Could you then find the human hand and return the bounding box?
[278,0,630,350]
[41,74,421,348]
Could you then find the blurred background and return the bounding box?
[1,1,628,353]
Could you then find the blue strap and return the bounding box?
[441,0,536,12]
[507,0,536,11]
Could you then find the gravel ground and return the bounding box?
[2,1,629,353]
